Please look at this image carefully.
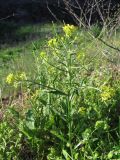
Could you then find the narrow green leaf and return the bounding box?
[50,130,67,143]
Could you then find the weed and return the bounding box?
[0,23,120,159]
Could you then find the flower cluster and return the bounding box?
[6,73,14,84]
[19,72,27,80]
[63,24,77,37]
[48,38,58,48]
[100,85,115,102]
[6,72,27,87]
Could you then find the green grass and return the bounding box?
[0,22,62,96]
[0,22,120,159]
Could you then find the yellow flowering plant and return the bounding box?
[6,72,27,88]
[48,38,58,48]
[3,24,120,159]
[63,24,77,37]
[19,72,27,81]
[100,85,115,102]
[6,73,15,85]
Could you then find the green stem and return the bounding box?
[67,53,73,159]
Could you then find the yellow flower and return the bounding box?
[6,73,14,84]
[100,85,114,101]
[19,72,27,80]
[48,38,58,47]
[63,24,77,37]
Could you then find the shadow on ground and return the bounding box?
[0,21,55,46]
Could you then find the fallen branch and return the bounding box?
[0,13,15,21]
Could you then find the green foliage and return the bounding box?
[1,23,120,159]
[0,117,22,159]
